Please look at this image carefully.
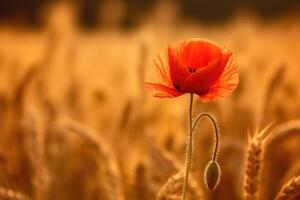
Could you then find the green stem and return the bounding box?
[182,93,194,200]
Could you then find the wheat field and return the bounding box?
[0,2,300,200]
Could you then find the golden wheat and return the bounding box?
[132,162,149,200]
[244,134,263,200]
[0,186,28,200]
[58,118,125,200]
[0,4,300,199]
[156,170,202,200]
[243,125,272,200]
[275,175,300,200]
[265,120,300,147]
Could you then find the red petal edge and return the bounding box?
[198,55,239,102]
[145,82,183,98]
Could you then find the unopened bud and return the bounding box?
[204,161,221,191]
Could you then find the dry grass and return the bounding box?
[0,2,300,200]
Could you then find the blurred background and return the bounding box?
[0,0,300,200]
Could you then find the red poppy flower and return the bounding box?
[145,38,239,102]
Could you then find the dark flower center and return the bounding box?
[174,84,181,91]
[188,67,197,73]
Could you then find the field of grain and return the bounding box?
[0,2,300,200]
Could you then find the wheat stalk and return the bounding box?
[57,118,125,200]
[244,125,272,200]
[265,120,300,147]
[255,64,285,127]
[147,143,202,199]
[275,175,300,200]
[244,134,263,200]
[156,170,202,200]
[137,42,147,99]
[133,162,149,200]
[157,170,185,200]
[13,66,38,106]
[26,111,50,200]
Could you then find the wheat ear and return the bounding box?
[57,118,125,200]
[244,125,272,200]
[275,175,300,200]
[156,170,202,200]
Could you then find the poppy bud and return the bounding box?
[204,161,221,191]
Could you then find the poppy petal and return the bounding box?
[146,54,172,86]
[168,45,190,90]
[199,55,239,102]
[153,54,170,85]
[145,82,183,98]
[181,53,230,95]
[182,39,222,68]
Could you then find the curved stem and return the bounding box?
[182,93,194,200]
[192,113,219,162]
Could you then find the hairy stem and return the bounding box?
[181,96,221,199]
[182,93,194,200]
[192,113,219,162]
